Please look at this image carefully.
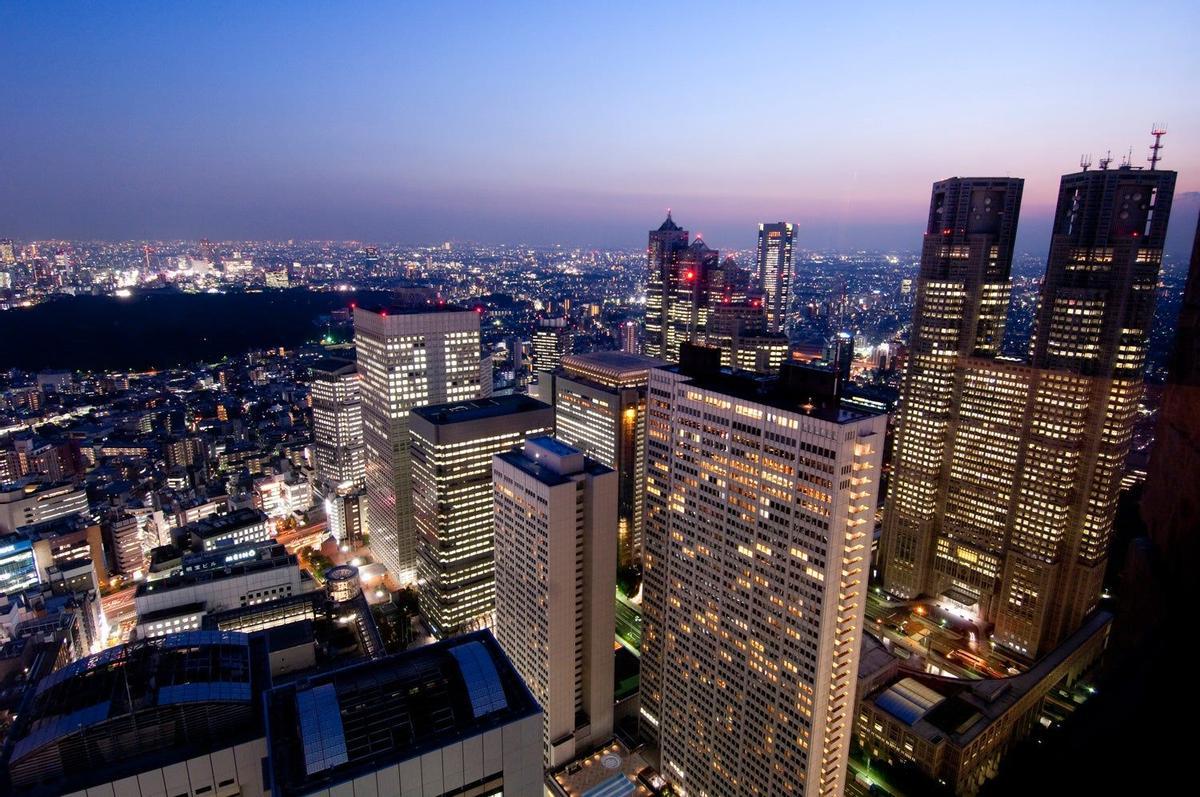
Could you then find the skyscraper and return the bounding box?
[532,315,573,375]
[644,212,690,360]
[645,212,785,369]
[309,357,366,490]
[355,304,489,584]
[493,437,616,766]
[641,349,886,797]
[0,239,15,265]
[621,319,640,354]
[549,351,666,566]
[411,395,554,637]
[880,163,1176,657]
[756,221,797,333]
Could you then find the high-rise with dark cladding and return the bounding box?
[880,162,1176,658]
[756,221,796,333]
[644,212,690,360]
[644,212,789,369]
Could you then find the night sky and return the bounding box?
[3,1,1198,251]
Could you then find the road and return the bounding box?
[846,757,902,797]
[864,592,1026,679]
[615,593,642,654]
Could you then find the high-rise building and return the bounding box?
[0,480,89,534]
[644,211,690,360]
[621,319,640,354]
[492,437,616,766]
[532,316,573,375]
[549,351,666,566]
[641,350,886,797]
[355,304,489,584]
[0,238,15,265]
[880,164,1176,657]
[410,395,554,637]
[824,331,855,383]
[645,212,786,369]
[756,221,797,333]
[310,357,366,489]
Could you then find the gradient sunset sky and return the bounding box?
[3,1,1198,252]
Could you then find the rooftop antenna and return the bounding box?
[1149,123,1167,170]
[1080,154,1092,172]
[1099,150,1113,170]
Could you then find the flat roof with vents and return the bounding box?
[264,630,540,796]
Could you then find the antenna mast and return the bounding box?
[1080,154,1092,172]
[1149,123,1167,170]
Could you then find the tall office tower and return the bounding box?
[410,395,554,637]
[493,437,616,766]
[880,176,1024,615]
[825,331,855,383]
[645,211,690,360]
[551,351,665,566]
[532,316,573,374]
[621,319,640,354]
[198,238,216,263]
[1009,163,1176,650]
[641,350,886,797]
[310,357,366,490]
[0,238,15,265]
[355,304,487,584]
[756,222,797,333]
[880,165,1176,657]
[662,238,721,362]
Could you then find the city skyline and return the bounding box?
[2,4,1198,795]
[3,2,1198,251]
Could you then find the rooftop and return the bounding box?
[869,610,1112,748]
[354,302,467,317]
[560,351,668,387]
[137,542,295,597]
[264,630,539,796]
[308,356,356,376]
[8,631,262,791]
[496,442,611,487]
[674,363,884,425]
[184,506,268,539]
[411,394,550,425]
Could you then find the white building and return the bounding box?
[640,354,886,797]
[183,508,272,552]
[355,304,492,584]
[0,480,89,535]
[310,357,366,489]
[134,542,305,637]
[253,473,313,519]
[493,437,616,767]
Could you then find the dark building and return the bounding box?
[880,161,1178,657]
[263,630,542,796]
[644,212,690,360]
[5,630,267,795]
[755,221,796,333]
